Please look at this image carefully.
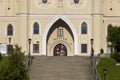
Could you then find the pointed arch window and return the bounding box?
[33,22,39,34]
[81,22,87,34]
[7,24,13,36]
[107,24,112,36]
[42,0,47,4]
[74,0,79,4]
[57,26,63,37]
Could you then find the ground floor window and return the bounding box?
[7,45,13,53]
[107,47,111,54]
[81,44,87,53]
[33,44,39,53]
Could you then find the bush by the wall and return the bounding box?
[112,53,120,63]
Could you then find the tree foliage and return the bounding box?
[107,26,120,52]
[0,45,28,80]
[112,52,120,62]
[107,26,120,62]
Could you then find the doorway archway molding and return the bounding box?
[42,15,78,56]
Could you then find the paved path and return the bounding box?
[29,56,95,80]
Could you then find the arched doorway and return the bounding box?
[46,19,74,56]
[43,16,78,56]
[54,44,67,56]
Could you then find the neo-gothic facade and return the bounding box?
[0,0,120,56]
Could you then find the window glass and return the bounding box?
[7,45,13,53]
[81,44,87,53]
[34,22,39,34]
[107,24,112,36]
[81,22,87,34]
[7,24,13,36]
[74,0,79,4]
[57,26,63,37]
[33,44,39,53]
[42,0,47,3]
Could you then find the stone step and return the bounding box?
[29,56,95,80]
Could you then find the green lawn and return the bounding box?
[97,58,120,80]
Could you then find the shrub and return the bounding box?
[112,52,120,63]
[0,45,27,80]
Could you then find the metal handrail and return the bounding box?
[91,57,101,80]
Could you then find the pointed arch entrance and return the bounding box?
[47,19,74,56]
[42,16,78,56]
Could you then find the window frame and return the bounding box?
[33,22,39,34]
[7,24,13,36]
[42,0,47,4]
[81,44,87,53]
[57,26,63,37]
[7,45,13,53]
[74,0,79,4]
[107,24,112,36]
[33,44,39,53]
[81,22,87,34]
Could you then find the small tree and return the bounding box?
[107,26,120,62]
[3,45,27,80]
[107,26,120,53]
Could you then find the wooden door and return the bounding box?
[54,44,67,56]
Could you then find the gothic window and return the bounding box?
[42,0,47,4]
[33,44,39,53]
[57,26,63,37]
[107,24,112,36]
[33,22,39,34]
[74,0,79,4]
[7,24,13,36]
[81,22,87,34]
[81,44,87,53]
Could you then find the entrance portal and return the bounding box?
[46,19,74,56]
[54,44,67,56]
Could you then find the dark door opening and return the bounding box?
[54,44,67,56]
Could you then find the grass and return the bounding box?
[97,58,120,80]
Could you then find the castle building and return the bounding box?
[0,0,120,56]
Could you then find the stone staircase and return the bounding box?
[29,56,95,80]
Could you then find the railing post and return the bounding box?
[91,56,101,80]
